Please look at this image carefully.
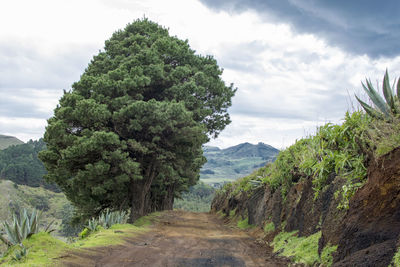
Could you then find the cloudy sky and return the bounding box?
[1,0,400,149]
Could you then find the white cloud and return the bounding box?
[1,0,400,147]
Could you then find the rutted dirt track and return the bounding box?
[64,210,290,267]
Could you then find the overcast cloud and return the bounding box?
[199,0,400,58]
[1,0,400,149]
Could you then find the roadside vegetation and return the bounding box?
[0,210,160,266]
[214,71,400,266]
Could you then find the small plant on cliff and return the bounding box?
[355,70,400,121]
[272,231,321,266]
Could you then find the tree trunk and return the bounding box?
[128,163,157,223]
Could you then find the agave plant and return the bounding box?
[98,209,128,229]
[0,208,54,247]
[86,217,100,232]
[355,70,400,120]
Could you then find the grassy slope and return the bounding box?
[0,180,70,254]
[0,180,69,226]
[0,213,160,266]
[0,135,24,150]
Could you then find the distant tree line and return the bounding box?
[0,139,58,191]
[39,19,236,222]
[174,182,215,212]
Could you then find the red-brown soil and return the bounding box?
[62,210,291,267]
[332,147,400,266]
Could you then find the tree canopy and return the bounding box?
[0,139,58,191]
[39,18,236,222]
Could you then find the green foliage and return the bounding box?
[0,209,42,247]
[11,245,29,262]
[237,217,254,230]
[0,232,69,266]
[367,117,400,157]
[98,210,128,229]
[59,203,81,237]
[217,111,372,211]
[263,221,275,234]
[257,111,370,205]
[272,231,321,266]
[214,166,271,203]
[39,18,235,221]
[390,246,400,267]
[79,210,128,239]
[0,139,58,191]
[320,244,338,267]
[86,218,99,232]
[173,181,215,212]
[132,212,161,228]
[78,228,90,239]
[0,180,71,248]
[355,70,400,121]
[0,212,161,266]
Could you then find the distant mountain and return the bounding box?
[221,142,279,159]
[201,142,279,186]
[0,134,24,150]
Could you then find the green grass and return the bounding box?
[0,180,70,239]
[0,213,161,266]
[263,222,275,234]
[0,232,70,266]
[73,223,150,248]
[237,217,254,230]
[272,231,321,266]
[320,244,338,267]
[132,212,161,227]
[389,246,400,267]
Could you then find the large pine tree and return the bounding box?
[39,19,236,222]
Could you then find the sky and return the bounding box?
[1,0,400,149]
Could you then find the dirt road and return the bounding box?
[65,210,290,267]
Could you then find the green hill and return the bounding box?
[0,135,23,150]
[0,139,58,191]
[200,142,279,186]
[0,180,72,255]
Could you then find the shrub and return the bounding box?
[79,228,90,239]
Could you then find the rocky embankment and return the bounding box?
[211,147,400,266]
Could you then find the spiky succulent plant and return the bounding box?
[0,208,55,247]
[355,70,400,120]
[98,210,128,229]
[0,209,40,247]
